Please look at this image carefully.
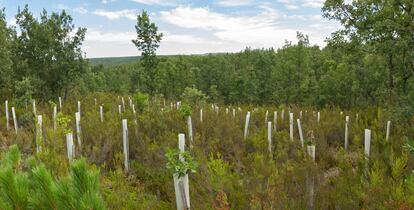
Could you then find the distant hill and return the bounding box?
[88,56,141,66]
[88,53,230,66]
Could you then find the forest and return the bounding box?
[0,0,414,209]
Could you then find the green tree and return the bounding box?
[12,5,87,100]
[0,9,13,99]
[323,0,414,103]
[132,10,163,94]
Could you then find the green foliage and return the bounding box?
[181,87,208,106]
[48,100,56,109]
[0,3,414,209]
[165,149,198,178]
[207,153,231,190]
[56,112,72,134]
[403,139,414,154]
[132,10,163,93]
[0,8,13,98]
[0,145,106,209]
[133,92,149,112]
[0,95,413,208]
[178,103,192,118]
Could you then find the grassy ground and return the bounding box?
[0,93,413,209]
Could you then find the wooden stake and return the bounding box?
[317,112,320,123]
[307,145,316,161]
[289,112,294,141]
[244,112,251,139]
[53,106,57,131]
[187,116,193,147]
[306,145,316,209]
[75,112,82,146]
[36,115,43,153]
[121,97,125,112]
[59,97,63,111]
[174,134,190,210]
[297,118,304,147]
[100,106,104,122]
[386,121,391,142]
[200,109,203,123]
[32,100,37,116]
[268,121,272,153]
[122,119,129,172]
[345,116,349,150]
[5,100,9,130]
[66,133,74,162]
[12,107,18,134]
[364,129,371,159]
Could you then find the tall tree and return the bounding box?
[322,0,414,102]
[132,10,163,94]
[0,9,13,98]
[12,5,87,101]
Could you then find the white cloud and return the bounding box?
[74,7,88,14]
[302,0,325,8]
[286,4,300,10]
[160,6,280,32]
[162,31,219,44]
[85,29,136,42]
[92,9,137,20]
[7,17,17,27]
[278,0,293,4]
[215,0,252,7]
[81,2,342,57]
[130,0,176,6]
[308,14,322,21]
[55,3,68,10]
[159,6,299,47]
[83,28,224,57]
[102,0,117,4]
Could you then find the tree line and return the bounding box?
[0,2,413,117]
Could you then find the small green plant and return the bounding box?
[0,145,106,209]
[56,112,72,134]
[403,139,414,154]
[48,100,56,109]
[304,139,314,146]
[165,149,198,178]
[178,103,192,118]
[133,92,149,112]
[181,87,208,106]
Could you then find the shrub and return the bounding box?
[133,92,149,113]
[178,103,192,118]
[181,87,208,106]
[165,149,198,178]
[0,145,106,209]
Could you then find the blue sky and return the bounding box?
[0,0,343,58]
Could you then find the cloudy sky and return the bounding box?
[0,0,343,58]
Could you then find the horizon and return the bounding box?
[1,0,345,58]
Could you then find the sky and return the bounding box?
[0,0,343,58]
